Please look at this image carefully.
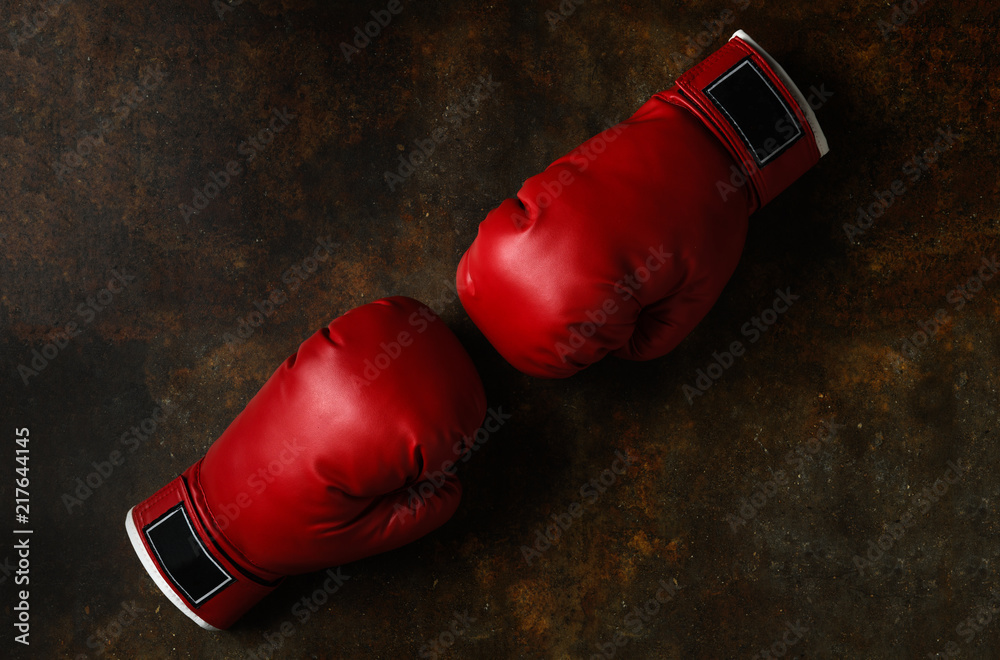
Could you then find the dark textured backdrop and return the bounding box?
[2,0,998,658]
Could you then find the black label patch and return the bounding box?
[704,58,803,166]
[144,504,234,607]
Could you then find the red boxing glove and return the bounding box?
[126,297,486,629]
[457,31,828,377]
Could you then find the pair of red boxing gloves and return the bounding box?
[127,31,828,629]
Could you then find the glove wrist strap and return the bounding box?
[664,30,827,211]
[126,462,283,630]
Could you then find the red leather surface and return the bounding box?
[193,296,487,574]
[457,97,750,377]
[456,37,819,378]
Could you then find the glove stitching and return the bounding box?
[134,481,181,526]
[192,461,279,579]
[673,39,773,205]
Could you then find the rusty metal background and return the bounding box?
[1,0,998,658]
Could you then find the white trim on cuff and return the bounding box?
[730,30,830,157]
[125,506,222,632]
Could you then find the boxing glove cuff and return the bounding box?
[126,461,283,631]
[661,30,828,213]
